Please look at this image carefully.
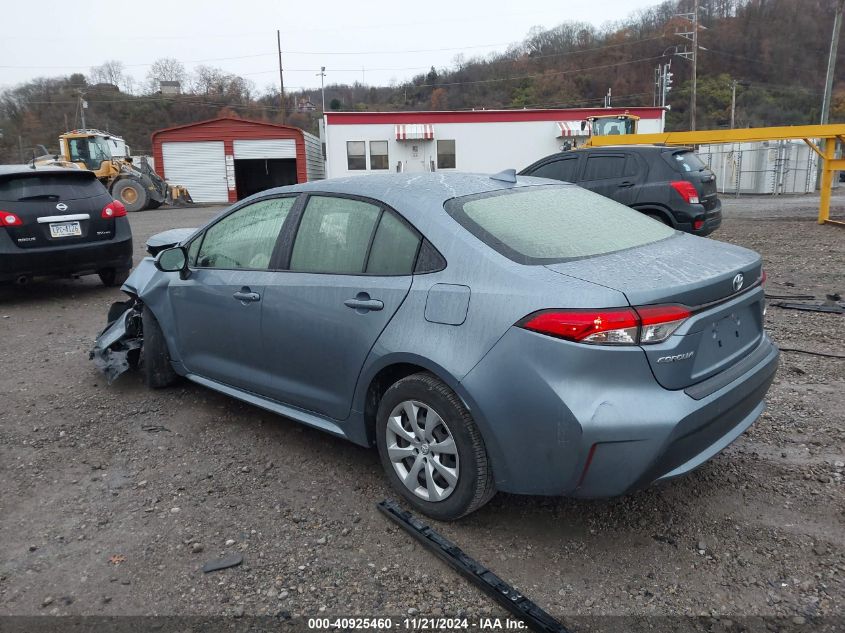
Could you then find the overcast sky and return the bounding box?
[1,0,663,94]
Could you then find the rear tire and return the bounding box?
[98,268,130,287]
[112,179,148,212]
[376,372,495,521]
[141,306,179,389]
[645,211,672,226]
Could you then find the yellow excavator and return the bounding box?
[35,129,191,212]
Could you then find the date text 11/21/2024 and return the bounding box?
[306,617,528,630]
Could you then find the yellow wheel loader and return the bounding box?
[35,130,192,212]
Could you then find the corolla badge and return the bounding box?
[56,202,68,211]
[732,273,744,292]
[656,351,695,363]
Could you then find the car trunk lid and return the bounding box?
[546,233,764,389]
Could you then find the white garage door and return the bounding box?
[161,141,228,203]
[233,139,297,159]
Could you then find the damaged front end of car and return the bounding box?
[90,227,196,383]
[90,298,144,383]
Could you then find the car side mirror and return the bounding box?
[155,246,188,276]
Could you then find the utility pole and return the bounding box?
[821,0,845,125]
[730,79,738,129]
[676,0,702,130]
[662,61,673,108]
[79,94,88,129]
[276,30,286,123]
[691,0,698,131]
[316,67,327,113]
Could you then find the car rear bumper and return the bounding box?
[459,327,778,497]
[671,198,722,236]
[0,219,132,281]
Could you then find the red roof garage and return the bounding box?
[152,116,325,204]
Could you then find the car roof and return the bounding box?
[261,172,561,208]
[0,165,93,178]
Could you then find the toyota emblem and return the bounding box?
[56,202,68,211]
[732,273,744,292]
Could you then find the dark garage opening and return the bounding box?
[234,158,297,200]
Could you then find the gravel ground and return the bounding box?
[0,194,843,627]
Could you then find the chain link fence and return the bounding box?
[696,140,825,196]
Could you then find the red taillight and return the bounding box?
[635,304,692,344]
[693,218,705,230]
[520,304,691,346]
[670,180,700,205]
[102,200,127,219]
[0,211,24,227]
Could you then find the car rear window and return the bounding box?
[0,173,107,202]
[445,185,675,264]
[666,150,706,173]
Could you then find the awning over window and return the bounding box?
[395,124,434,141]
[557,120,590,137]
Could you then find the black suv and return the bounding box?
[519,145,722,235]
[0,166,133,286]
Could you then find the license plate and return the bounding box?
[49,221,81,238]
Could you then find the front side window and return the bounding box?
[370,141,389,170]
[196,197,295,270]
[446,185,675,264]
[290,196,381,274]
[347,141,366,170]
[437,139,456,169]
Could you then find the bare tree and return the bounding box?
[89,60,125,87]
[145,58,187,93]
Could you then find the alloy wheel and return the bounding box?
[385,400,459,502]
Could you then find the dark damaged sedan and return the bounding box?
[92,173,779,520]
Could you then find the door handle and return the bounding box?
[233,287,261,303]
[618,180,635,188]
[344,292,384,312]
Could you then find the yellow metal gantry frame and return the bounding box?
[586,124,845,226]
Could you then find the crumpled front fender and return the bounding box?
[90,301,143,383]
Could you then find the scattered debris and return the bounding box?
[377,500,568,633]
[772,302,844,314]
[108,554,126,566]
[202,552,244,574]
[142,425,170,433]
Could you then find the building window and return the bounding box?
[347,141,366,170]
[437,139,456,169]
[369,141,389,170]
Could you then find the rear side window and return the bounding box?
[582,155,628,180]
[446,185,675,264]
[666,150,706,173]
[290,196,381,274]
[0,174,106,201]
[366,211,420,275]
[528,157,579,182]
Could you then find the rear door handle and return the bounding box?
[344,292,384,312]
[618,180,635,188]
[233,287,261,303]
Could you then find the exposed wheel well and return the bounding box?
[635,205,675,227]
[363,363,430,446]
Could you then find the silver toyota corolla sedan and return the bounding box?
[93,173,779,520]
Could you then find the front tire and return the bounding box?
[112,179,148,212]
[98,268,130,287]
[376,372,495,520]
[141,306,179,389]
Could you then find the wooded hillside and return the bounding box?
[2,0,844,163]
